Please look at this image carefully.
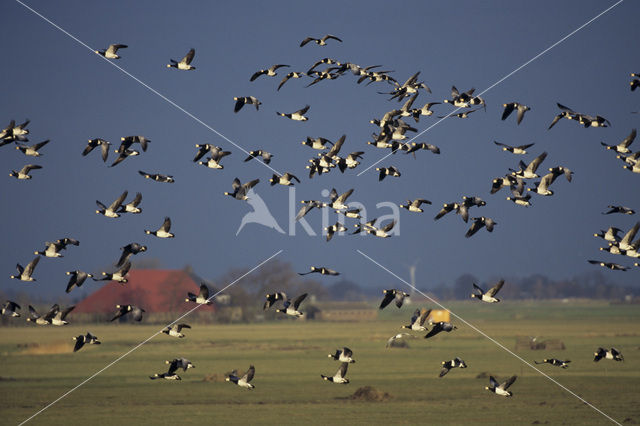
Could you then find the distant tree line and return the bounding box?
[2,262,637,327]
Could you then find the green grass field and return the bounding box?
[1,300,639,425]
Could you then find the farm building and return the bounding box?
[73,268,223,320]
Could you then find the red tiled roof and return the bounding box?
[74,269,216,313]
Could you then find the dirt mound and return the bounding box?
[18,342,73,355]
[349,386,392,402]
[202,373,224,382]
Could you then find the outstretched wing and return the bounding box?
[293,293,308,309]
[243,365,255,382]
[487,280,504,297]
[199,283,210,300]
[379,291,395,309]
[501,375,517,390]
[182,48,195,65]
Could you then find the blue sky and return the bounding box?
[1,0,639,299]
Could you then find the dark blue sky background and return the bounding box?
[2,0,639,300]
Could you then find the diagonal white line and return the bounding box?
[357,0,624,176]
[357,249,622,426]
[14,0,283,176]
[19,249,284,426]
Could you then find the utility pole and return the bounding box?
[404,259,420,300]
[409,264,417,298]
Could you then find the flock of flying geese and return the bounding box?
[2,34,635,391]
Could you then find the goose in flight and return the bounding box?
[224,177,260,201]
[618,222,640,251]
[226,365,255,389]
[490,174,517,194]
[149,372,181,381]
[198,150,231,170]
[9,164,42,180]
[94,261,131,283]
[321,362,349,384]
[302,136,333,150]
[10,256,40,282]
[162,323,191,338]
[73,332,101,352]
[250,64,289,81]
[277,71,306,90]
[138,170,174,183]
[2,301,21,317]
[376,166,401,181]
[166,358,195,373]
[594,347,623,362]
[276,293,308,317]
[50,305,75,326]
[328,188,354,211]
[439,357,467,377]
[402,308,431,332]
[601,129,636,154]
[534,358,570,368]
[96,190,128,218]
[117,242,146,267]
[501,102,530,124]
[300,34,342,47]
[185,283,213,305]
[493,141,534,155]
[234,96,261,112]
[110,148,139,167]
[299,266,339,276]
[193,144,222,162]
[264,292,287,310]
[443,86,475,108]
[110,305,145,322]
[602,205,634,215]
[295,200,327,221]
[471,280,504,303]
[120,135,151,152]
[244,150,273,164]
[424,321,457,339]
[1,119,30,143]
[328,347,355,363]
[16,139,49,157]
[270,172,300,186]
[34,241,65,258]
[402,142,440,156]
[119,193,142,214]
[366,219,396,238]
[145,217,174,238]
[548,103,579,129]
[438,108,481,119]
[26,304,58,325]
[527,172,556,196]
[167,48,195,70]
[82,138,111,162]
[277,105,310,121]
[96,44,127,59]
[325,222,348,241]
[510,151,548,179]
[587,260,628,271]
[506,178,532,207]
[594,227,622,243]
[486,375,517,397]
[465,217,496,238]
[65,270,93,293]
[379,289,410,309]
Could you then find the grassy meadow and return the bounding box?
[1,300,639,425]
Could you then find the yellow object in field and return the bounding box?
[428,309,450,323]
